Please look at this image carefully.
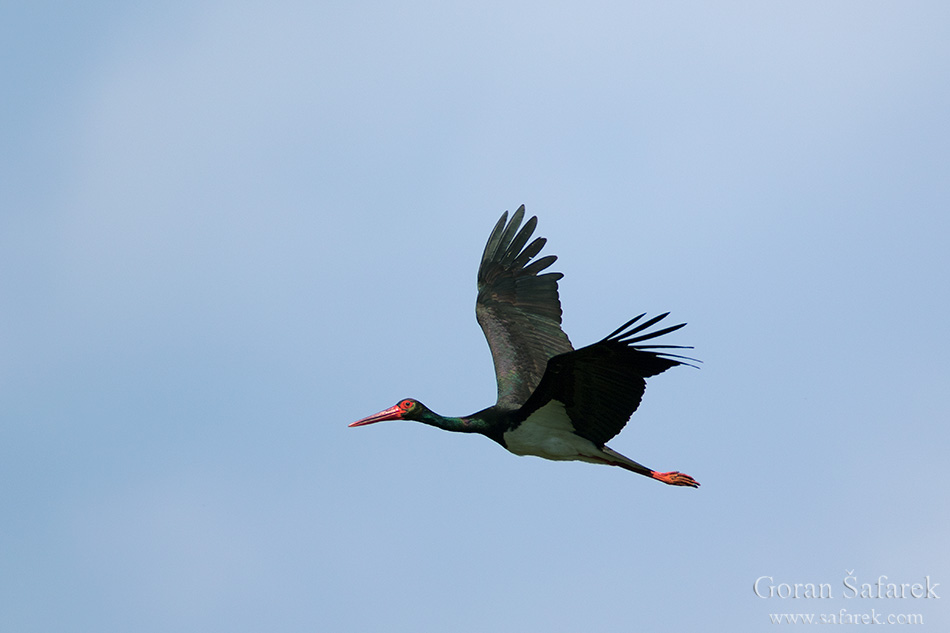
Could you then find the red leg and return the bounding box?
[651,470,700,487]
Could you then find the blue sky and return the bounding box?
[2,2,948,631]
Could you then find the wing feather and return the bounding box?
[520,314,696,445]
[476,206,573,409]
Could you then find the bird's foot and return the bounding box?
[652,471,700,488]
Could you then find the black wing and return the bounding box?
[476,206,573,409]
[520,313,696,446]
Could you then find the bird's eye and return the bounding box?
[400,400,413,410]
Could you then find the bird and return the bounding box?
[349,206,699,487]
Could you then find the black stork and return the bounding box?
[350,206,699,487]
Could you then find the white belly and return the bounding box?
[502,400,604,463]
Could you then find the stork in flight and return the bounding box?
[350,206,699,487]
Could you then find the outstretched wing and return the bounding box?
[519,313,696,446]
[476,206,573,409]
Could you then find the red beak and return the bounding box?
[348,404,405,427]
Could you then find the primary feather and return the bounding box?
[476,206,573,409]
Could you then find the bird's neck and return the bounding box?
[416,410,496,436]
